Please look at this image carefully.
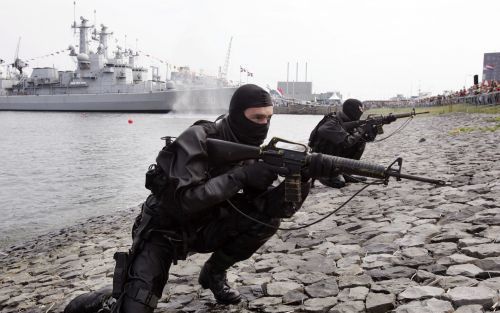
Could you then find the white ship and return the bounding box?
[0,17,236,113]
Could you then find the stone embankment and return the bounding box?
[1,113,499,313]
[273,104,335,115]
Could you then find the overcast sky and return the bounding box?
[1,0,499,100]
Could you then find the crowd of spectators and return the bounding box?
[456,80,500,96]
[364,80,500,109]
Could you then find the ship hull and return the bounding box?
[0,91,177,113]
[0,87,237,113]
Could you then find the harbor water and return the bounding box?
[0,112,323,249]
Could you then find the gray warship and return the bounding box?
[0,17,236,113]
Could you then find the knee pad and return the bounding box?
[124,285,159,309]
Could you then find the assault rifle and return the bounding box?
[207,137,446,204]
[344,108,429,134]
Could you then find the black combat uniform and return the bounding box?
[309,99,376,188]
[65,84,310,313]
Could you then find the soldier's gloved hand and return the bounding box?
[386,114,397,123]
[362,124,377,142]
[238,162,289,190]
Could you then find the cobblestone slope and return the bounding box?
[1,113,499,313]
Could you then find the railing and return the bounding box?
[414,92,500,107]
[365,92,500,108]
[451,92,500,106]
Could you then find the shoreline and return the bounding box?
[274,104,336,115]
[1,114,499,312]
[0,206,140,253]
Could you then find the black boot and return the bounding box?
[198,262,241,304]
[344,174,367,183]
[319,174,346,188]
[64,286,114,313]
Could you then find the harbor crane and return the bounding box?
[12,37,28,74]
[219,36,232,81]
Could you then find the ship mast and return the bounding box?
[97,24,113,59]
[72,17,93,55]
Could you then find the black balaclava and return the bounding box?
[342,99,364,121]
[227,84,273,146]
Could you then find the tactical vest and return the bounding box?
[144,119,220,219]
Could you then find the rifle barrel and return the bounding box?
[392,111,429,119]
[386,170,445,185]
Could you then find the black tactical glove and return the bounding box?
[361,124,377,142]
[238,162,288,190]
[386,114,397,123]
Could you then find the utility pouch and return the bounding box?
[112,251,130,299]
[145,146,174,195]
[145,165,156,191]
[145,164,168,195]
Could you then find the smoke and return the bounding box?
[171,87,236,114]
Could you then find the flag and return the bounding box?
[247,72,253,77]
[277,87,284,96]
[485,64,495,70]
[240,66,246,73]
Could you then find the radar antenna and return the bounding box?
[73,1,76,34]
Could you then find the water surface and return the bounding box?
[0,111,323,248]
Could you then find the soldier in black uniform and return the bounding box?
[65,84,311,313]
[308,99,377,188]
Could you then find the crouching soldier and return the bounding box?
[65,84,311,313]
[308,99,377,188]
